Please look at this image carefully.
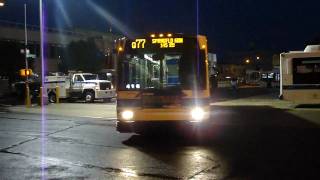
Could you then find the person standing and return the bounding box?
[230,78,238,96]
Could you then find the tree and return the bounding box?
[61,38,105,73]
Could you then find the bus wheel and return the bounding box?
[116,121,133,133]
[48,93,57,103]
[84,91,94,103]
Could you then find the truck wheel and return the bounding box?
[84,91,94,103]
[48,93,56,103]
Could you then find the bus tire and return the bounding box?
[116,121,133,133]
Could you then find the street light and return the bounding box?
[24,3,31,107]
[256,56,260,60]
[245,59,250,64]
[0,0,5,7]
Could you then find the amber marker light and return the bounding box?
[167,33,172,37]
[150,34,155,38]
[159,34,164,37]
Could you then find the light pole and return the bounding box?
[3,1,31,106]
[24,4,29,76]
[24,3,31,107]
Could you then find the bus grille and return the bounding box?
[142,96,182,108]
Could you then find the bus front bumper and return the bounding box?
[116,120,209,133]
[117,107,210,133]
[118,107,210,122]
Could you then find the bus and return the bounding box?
[116,33,210,133]
[115,33,211,133]
[280,45,320,104]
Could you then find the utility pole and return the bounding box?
[24,3,31,107]
[24,4,29,76]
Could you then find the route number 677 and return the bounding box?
[131,39,146,49]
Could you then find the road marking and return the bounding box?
[0,104,12,107]
[80,116,116,120]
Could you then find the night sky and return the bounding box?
[1,0,320,62]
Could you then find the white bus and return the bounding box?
[280,45,320,104]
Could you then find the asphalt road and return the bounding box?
[0,101,319,179]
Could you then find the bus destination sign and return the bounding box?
[131,38,184,49]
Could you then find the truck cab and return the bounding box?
[45,72,116,103]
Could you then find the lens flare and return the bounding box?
[54,0,71,47]
[39,0,48,179]
[191,107,205,121]
[86,0,135,38]
[55,0,72,27]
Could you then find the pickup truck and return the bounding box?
[45,72,116,103]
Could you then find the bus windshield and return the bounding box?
[118,38,206,91]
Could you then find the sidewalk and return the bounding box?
[5,103,116,119]
[211,93,297,109]
[211,93,320,126]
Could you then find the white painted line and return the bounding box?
[0,104,12,107]
[80,116,116,120]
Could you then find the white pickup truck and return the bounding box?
[45,72,116,103]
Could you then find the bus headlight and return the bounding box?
[191,107,205,121]
[121,110,134,121]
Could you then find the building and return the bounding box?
[217,64,246,80]
[0,20,119,75]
